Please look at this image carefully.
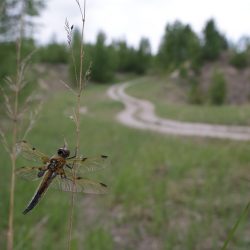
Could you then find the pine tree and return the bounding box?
[202,19,228,61]
[157,21,201,70]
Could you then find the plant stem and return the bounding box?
[67,1,86,249]
[7,2,24,249]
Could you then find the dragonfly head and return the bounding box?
[57,147,70,158]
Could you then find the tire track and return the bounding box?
[107,81,250,141]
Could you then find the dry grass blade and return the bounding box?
[0,86,14,119]
[23,102,43,139]
[60,80,77,95]
[65,18,74,46]
[4,4,40,250]
[65,18,79,86]
[0,128,11,154]
[5,76,18,92]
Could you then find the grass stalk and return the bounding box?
[6,3,25,249]
[221,201,250,250]
[67,1,86,249]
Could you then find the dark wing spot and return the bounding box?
[100,182,107,187]
[22,140,27,143]
[81,157,87,162]
[101,155,108,159]
[76,177,82,180]
[32,147,36,151]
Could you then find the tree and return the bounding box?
[202,19,228,61]
[0,0,45,41]
[0,0,45,81]
[134,37,152,74]
[91,31,115,83]
[69,28,93,86]
[112,40,135,73]
[157,21,201,71]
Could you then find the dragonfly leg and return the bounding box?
[66,164,72,169]
[67,147,77,159]
[58,168,67,179]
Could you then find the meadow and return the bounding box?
[1,80,250,250]
[127,77,250,126]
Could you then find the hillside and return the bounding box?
[200,53,250,104]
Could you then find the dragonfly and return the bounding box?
[16,140,108,215]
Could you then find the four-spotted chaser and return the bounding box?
[16,140,108,214]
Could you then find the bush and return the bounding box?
[209,70,227,105]
[230,52,248,69]
[188,77,204,104]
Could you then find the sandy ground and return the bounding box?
[107,81,250,141]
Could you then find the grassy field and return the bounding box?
[126,77,250,126]
[1,81,250,250]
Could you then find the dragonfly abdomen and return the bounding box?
[23,170,56,214]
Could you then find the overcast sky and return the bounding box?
[35,0,250,53]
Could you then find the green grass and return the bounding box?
[126,77,250,126]
[1,82,250,249]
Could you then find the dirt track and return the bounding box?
[107,81,250,141]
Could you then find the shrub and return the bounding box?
[188,77,204,104]
[209,70,227,105]
[230,52,248,69]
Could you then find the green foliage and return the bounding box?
[69,30,116,85]
[209,70,227,105]
[0,0,46,41]
[91,31,116,83]
[68,28,93,86]
[127,78,250,125]
[230,51,249,69]
[112,38,152,75]
[0,39,36,81]
[112,40,136,73]
[188,77,204,104]
[36,42,68,64]
[0,42,16,80]
[1,83,250,249]
[84,228,114,250]
[202,19,228,61]
[157,21,201,71]
[134,37,152,74]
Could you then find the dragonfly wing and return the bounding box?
[16,140,50,164]
[15,166,45,181]
[51,174,108,194]
[66,155,108,175]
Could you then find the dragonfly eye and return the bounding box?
[57,148,70,158]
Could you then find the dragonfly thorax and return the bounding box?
[48,159,59,170]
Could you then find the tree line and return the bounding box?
[1,0,250,84]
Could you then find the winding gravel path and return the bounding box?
[107,81,250,141]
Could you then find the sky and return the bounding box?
[35,0,250,53]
